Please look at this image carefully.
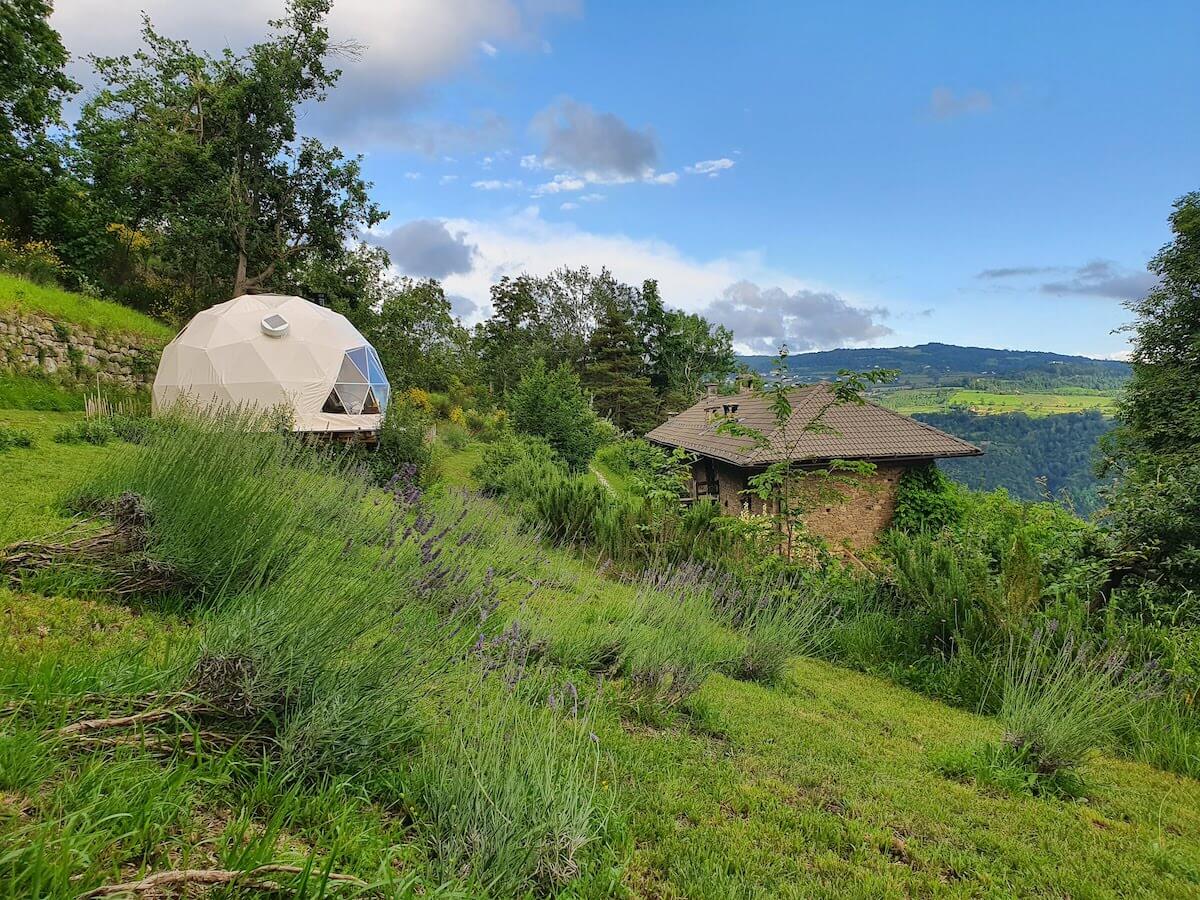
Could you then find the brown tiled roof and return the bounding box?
[645,384,982,467]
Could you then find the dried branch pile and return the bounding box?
[1,492,181,596]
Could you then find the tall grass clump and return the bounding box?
[997,633,1156,775]
[190,538,437,777]
[940,630,1159,795]
[409,679,606,897]
[734,588,834,685]
[74,408,374,603]
[53,418,114,446]
[0,423,34,451]
[610,568,742,716]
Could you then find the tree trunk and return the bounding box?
[234,251,248,297]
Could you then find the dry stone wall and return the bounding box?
[685,457,910,550]
[0,311,162,391]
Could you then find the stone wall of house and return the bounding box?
[797,462,908,550]
[684,457,912,550]
[0,311,162,391]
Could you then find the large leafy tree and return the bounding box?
[474,266,642,395]
[0,0,77,239]
[287,243,472,391]
[1103,191,1200,623]
[360,277,472,392]
[639,279,735,411]
[74,0,383,316]
[583,299,658,433]
[1115,192,1200,457]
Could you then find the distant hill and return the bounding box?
[737,342,1130,389]
[917,410,1114,516]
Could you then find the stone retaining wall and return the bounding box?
[0,311,162,391]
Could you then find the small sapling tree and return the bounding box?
[717,346,896,555]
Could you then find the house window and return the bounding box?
[722,403,738,415]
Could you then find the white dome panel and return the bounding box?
[152,294,390,432]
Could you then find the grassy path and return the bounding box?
[591,463,614,493]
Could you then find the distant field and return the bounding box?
[878,388,1119,417]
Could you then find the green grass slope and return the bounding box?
[3,421,1199,898]
[0,273,173,342]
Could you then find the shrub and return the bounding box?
[986,631,1157,789]
[409,682,606,895]
[75,408,375,602]
[507,359,602,473]
[735,590,834,684]
[440,421,470,450]
[427,391,452,419]
[884,530,1001,657]
[370,394,434,484]
[612,570,743,714]
[0,424,34,452]
[194,535,433,776]
[107,413,157,444]
[1105,458,1200,626]
[0,236,64,285]
[892,463,964,533]
[403,387,433,414]
[53,418,114,445]
[474,431,564,497]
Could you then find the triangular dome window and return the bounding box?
[324,346,391,416]
[321,387,347,414]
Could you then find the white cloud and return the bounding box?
[686,158,735,177]
[533,171,673,195]
[579,193,605,202]
[472,178,523,190]
[560,202,579,211]
[403,171,423,180]
[520,154,542,169]
[439,174,459,185]
[532,174,587,195]
[420,208,881,345]
[52,1,573,151]
[699,282,892,353]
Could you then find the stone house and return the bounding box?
[645,383,982,549]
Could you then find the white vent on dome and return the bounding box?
[261,314,289,337]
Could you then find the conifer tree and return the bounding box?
[583,300,659,433]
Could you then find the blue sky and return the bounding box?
[58,1,1200,357]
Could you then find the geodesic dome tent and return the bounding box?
[152,294,390,433]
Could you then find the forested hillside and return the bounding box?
[918,410,1114,515]
[738,342,1130,388]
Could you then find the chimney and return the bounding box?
[704,382,718,398]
